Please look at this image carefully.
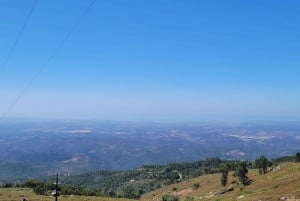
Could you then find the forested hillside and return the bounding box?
[1,154,299,200]
[57,158,238,198]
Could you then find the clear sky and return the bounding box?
[0,0,300,121]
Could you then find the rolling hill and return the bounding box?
[140,162,300,201]
[1,162,299,201]
[1,120,300,182]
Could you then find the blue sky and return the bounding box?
[0,0,300,121]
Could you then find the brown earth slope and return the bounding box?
[140,162,300,201]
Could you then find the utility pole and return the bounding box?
[55,173,58,201]
[52,173,60,201]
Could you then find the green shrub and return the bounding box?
[192,182,200,190]
[184,196,194,201]
[161,194,179,201]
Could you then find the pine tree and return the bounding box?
[219,164,229,186]
[255,156,270,175]
[235,161,249,186]
[296,152,300,162]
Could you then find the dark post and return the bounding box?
[55,173,58,201]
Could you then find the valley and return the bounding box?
[0,120,299,182]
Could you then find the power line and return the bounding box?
[0,0,96,120]
[0,0,38,73]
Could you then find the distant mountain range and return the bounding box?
[0,119,299,182]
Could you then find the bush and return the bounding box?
[3,183,13,188]
[184,196,194,201]
[161,194,179,201]
[192,182,200,190]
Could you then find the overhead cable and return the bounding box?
[0,0,96,120]
[0,0,38,73]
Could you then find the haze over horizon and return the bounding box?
[1,0,300,121]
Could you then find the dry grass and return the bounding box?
[0,188,135,201]
[140,162,300,201]
[2,164,300,201]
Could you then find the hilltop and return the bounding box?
[140,162,300,201]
